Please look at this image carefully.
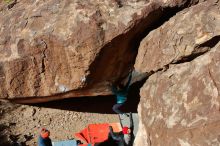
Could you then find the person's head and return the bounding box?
[122,127,131,134]
[40,128,50,139]
[117,83,124,90]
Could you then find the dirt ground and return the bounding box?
[0,98,119,146]
[0,83,141,146]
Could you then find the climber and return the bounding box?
[108,112,134,146]
[38,128,52,146]
[111,71,132,117]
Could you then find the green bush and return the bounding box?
[4,0,13,3]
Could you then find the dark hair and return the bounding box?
[117,83,124,90]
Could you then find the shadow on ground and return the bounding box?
[0,124,11,146]
[31,80,144,114]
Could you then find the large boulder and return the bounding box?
[0,0,196,103]
[134,1,220,145]
[135,0,220,73]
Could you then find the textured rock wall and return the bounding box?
[134,1,220,145]
[135,0,220,73]
[0,0,195,102]
[1,0,219,145]
[0,0,142,101]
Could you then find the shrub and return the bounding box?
[4,0,13,4]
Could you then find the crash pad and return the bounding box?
[52,140,77,146]
[75,123,121,145]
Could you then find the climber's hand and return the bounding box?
[129,67,134,73]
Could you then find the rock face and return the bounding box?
[135,0,220,73]
[1,0,219,145]
[0,0,196,102]
[134,1,220,146]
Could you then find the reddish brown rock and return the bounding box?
[135,43,220,146]
[134,1,220,145]
[135,0,220,73]
[0,0,196,102]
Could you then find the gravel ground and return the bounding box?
[0,99,118,146]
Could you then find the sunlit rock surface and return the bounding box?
[135,0,220,73]
[0,0,195,102]
[134,1,220,145]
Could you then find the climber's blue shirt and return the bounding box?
[112,72,132,104]
[112,86,128,103]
